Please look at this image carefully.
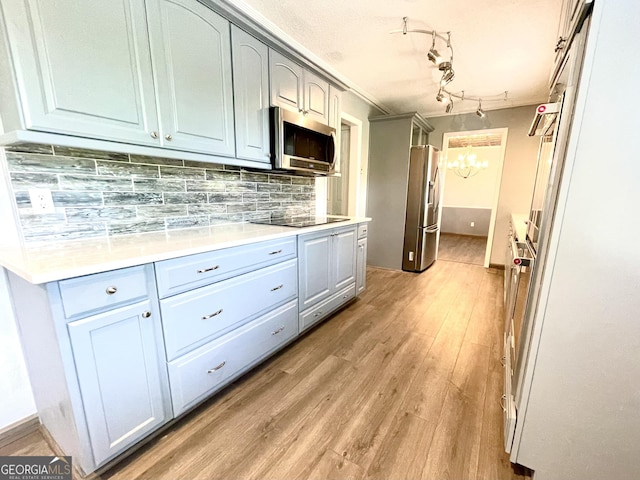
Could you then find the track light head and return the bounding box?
[440,66,455,87]
[427,48,443,65]
[436,89,449,104]
[445,96,454,113]
[476,100,486,118]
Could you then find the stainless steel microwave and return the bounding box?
[270,106,337,175]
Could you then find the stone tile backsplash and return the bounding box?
[4,144,316,243]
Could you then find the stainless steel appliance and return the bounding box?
[503,230,533,452]
[270,106,337,175]
[402,145,440,272]
[502,0,592,455]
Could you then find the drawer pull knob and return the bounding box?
[105,286,118,295]
[197,265,220,274]
[207,361,226,373]
[271,284,284,292]
[343,295,348,299]
[141,311,151,318]
[314,311,322,317]
[271,326,285,335]
[269,249,283,255]
[202,309,223,320]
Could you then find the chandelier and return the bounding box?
[446,147,489,179]
[391,17,508,115]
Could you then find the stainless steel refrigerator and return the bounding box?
[402,145,440,272]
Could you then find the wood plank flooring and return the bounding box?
[0,262,529,480]
[438,233,488,265]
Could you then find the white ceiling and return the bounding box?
[231,0,563,118]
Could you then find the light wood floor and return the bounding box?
[438,233,488,266]
[1,263,529,480]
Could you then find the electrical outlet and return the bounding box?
[470,221,475,227]
[29,188,55,214]
[409,251,414,261]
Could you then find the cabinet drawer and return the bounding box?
[155,237,296,298]
[58,265,149,319]
[161,259,297,360]
[299,283,356,333]
[168,300,298,416]
[357,223,369,239]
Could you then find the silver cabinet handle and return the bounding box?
[500,394,507,411]
[150,131,159,139]
[165,134,173,141]
[343,295,348,299]
[314,311,323,318]
[271,284,284,292]
[142,311,151,318]
[500,356,506,367]
[269,250,282,255]
[207,361,226,373]
[265,153,272,158]
[106,286,117,295]
[202,309,223,320]
[197,265,220,273]
[271,326,285,335]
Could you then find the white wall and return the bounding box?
[0,147,37,431]
[442,145,503,207]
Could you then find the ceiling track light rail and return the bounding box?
[390,17,509,114]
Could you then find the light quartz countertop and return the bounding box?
[511,213,528,242]
[0,217,370,284]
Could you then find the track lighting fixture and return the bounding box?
[440,64,455,87]
[392,18,509,114]
[427,31,443,65]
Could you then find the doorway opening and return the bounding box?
[317,112,363,217]
[438,128,508,267]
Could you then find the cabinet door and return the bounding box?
[356,238,367,295]
[147,0,235,155]
[2,0,159,144]
[304,70,330,124]
[333,226,357,291]
[231,26,270,163]
[68,301,167,466]
[269,49,303,112]
[298,231,332,310]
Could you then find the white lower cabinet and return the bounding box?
[357,237,368,295]
[160,259,297,360]
[8,226,369,474]
[68,300,168,466]
[298,224,357,332]
[168,300,298,415]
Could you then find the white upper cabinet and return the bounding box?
[146,0,235,156]
[304,70,330,123]
[269,49,304,113]
[0,0,160,145]
[269,49,330,125]
[231,26,271,163]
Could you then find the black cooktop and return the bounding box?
[250,217,349,228]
